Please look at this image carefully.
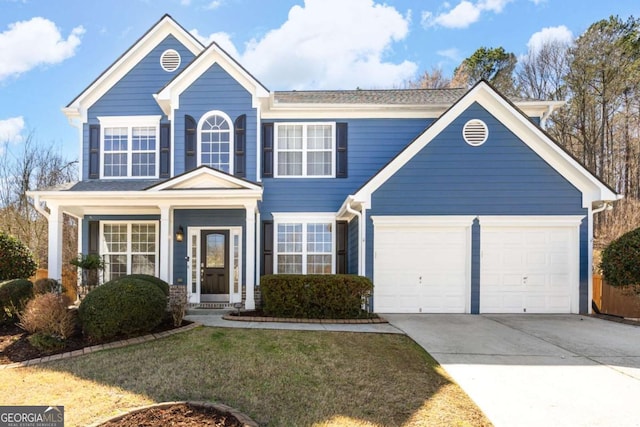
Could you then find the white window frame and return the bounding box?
[274,122,336,178]
[98,116,161,179]
[272,213,336,274]
[197,110,234,174]
[99,221,159,282]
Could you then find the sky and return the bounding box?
[0,0,638,160]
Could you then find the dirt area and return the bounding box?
[98,403,243,427]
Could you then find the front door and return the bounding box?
[200,230,229,300]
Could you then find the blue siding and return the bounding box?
[174,63,257,178]
[368,102,589,313]
[83,35,196,180]
[172,209,246,286]
[260,118,432,219]
[347,216,359,275]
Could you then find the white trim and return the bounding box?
[273,122,336,178]
[272,212,337,275]
[352,82,618,208]
[97,115,162,179]
[147,166,262,192]
[196,110,234,174]
[478,215,584,227]
[65,16,203,122]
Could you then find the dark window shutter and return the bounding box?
[261,220,274,276]
[89,125,100,179]
[262,123,274,178]
[336,220,348,274]
[234,114,246,177]
[336,122,348,178]
[159,123,171,178]
[185,115,197,171]
[88,221,99,254]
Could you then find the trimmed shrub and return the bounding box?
[78,278,167,341]
[0,232,37,281]
[33,278,63,295]
[18,293,76,339]
[28,332,66,352]
[0,279,33,324]
[260,274,373,319]
[117,274,170,297]
[601,227,640,289]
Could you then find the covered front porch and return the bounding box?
[28,167,263,309]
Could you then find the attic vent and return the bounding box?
[160,49,181,72]
[463,119,488,146]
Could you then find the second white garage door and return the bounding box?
[372,216,474,313]
[480,216,583,314]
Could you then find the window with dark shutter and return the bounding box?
[261,220,273,276]
[336,122,348,178]
[88,221,99,254]
[262,123,274,178]
[234,114,246,177]
[185,115,196,171]
[159,123,171,178]
[88,125,100,179]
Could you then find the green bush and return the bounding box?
[0,279,33,324]
[601,227,640,289]
[33,278,63,295]
[78,278,167,341]
[116,274,170,297]
[28,332,66,352]
[260,274,373,319]
[0,232,37,281]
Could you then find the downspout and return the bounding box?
[31,194,50,220]
[589,201,613,314]
[345,200,363,276]
[591,201,613,215]
[540,104,555,130]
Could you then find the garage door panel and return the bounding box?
[480,220,578,314]
[373,219,471,313]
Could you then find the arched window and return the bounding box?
[198,111,233,173]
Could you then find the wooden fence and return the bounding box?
[593,274,640,318]
[30,268,79,302]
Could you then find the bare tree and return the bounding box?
[516,38,571,101]
[406,67,451,89]
[0,132,78,269]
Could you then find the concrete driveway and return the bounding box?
[385,314,640,427]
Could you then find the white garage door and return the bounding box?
[480,216,582,314]
[372,216,474,313]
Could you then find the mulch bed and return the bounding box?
[97,403,243,427]
[0,318,189,365]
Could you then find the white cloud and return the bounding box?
[0,17,85,81]
[0,116,25,144]
[204,0,222,10]
[180,0,191,5]
[422,0,513,29]
[190,29,240,58]
[238,0,416,89]
[527,25,573,52]
[437,48,461,61]
[529,0,547,4]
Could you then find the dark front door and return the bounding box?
[200,230,229,296]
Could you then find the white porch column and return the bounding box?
[47,204,64,281]
[244,204,256,309]
[159,205,171,283]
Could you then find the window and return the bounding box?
[99,116,161,178]
[198,111,233,173]
[274,215,334,274]
[101,222,158,282]
[275,123,335,177]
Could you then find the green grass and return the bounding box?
[0,327,491,426]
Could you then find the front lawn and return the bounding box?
[0,327,491,426]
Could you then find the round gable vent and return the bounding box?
[160,49,181,72]
[463,119,488,146]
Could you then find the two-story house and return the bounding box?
[31,15,619,314]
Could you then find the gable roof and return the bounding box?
[63,14,203,122]
[154,40,269,115]
[146,165,262,191]
[349,80,620,210]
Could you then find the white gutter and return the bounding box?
[31,194,49,220]
[592,201,613,215]
[345,200,364,276]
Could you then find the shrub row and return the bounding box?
[260,274,373,319]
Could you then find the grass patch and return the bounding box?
[0,327,491,426]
